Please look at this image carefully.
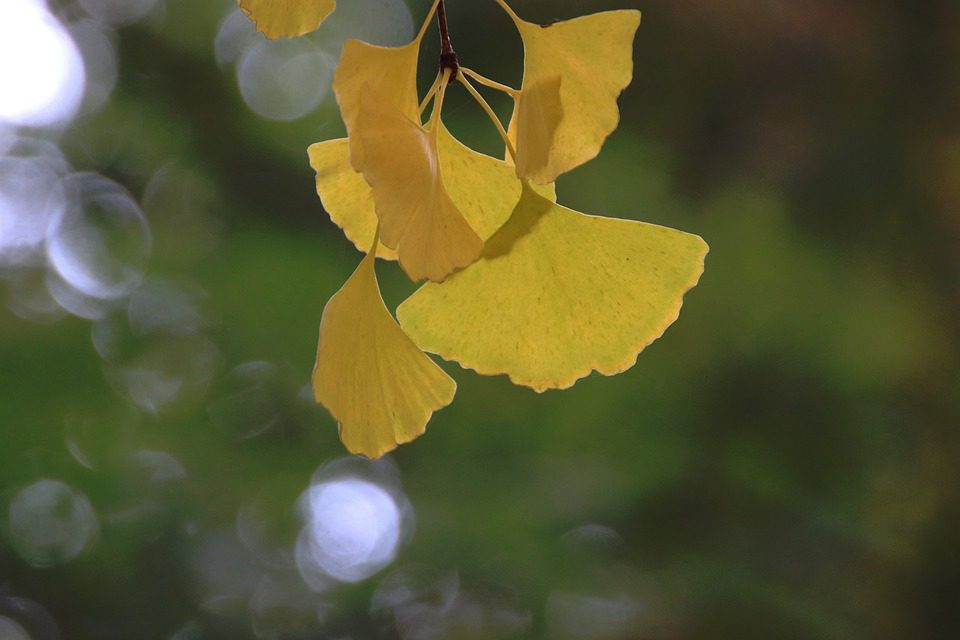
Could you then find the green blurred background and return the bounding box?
[1,0,958,638]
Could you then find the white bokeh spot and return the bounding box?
[0,1,86,127]
[298,477,402,584]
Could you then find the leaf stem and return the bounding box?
[429,68,454,129]
[492,0,520,22]
[419,71,443,118]
[416,0,443,43]
[461,67,519,97]
[458,74,517,162]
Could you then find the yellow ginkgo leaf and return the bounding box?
[397,183,708,392]
[352,87,484,282]
[438,123,532,240]
[332,8,436,169]
[511,76,563,180]
[313,234,456,459]
[307,138,398,260]
[333,38,421,130]
[237,0,336,39]
[307,130,557,259]
[503,4,641,183]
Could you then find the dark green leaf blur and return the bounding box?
[0,0,957,638]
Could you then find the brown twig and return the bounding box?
[437,0,459,80]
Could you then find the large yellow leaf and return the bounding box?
[506,8,642,184]
[397,184,708,392]
[313,237,456,458]
[237,0,336,39]
[351,90,484,282]
[307,131,557,259]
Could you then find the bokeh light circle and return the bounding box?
[7,479,100,568]
[0,616,31,640]
[312,0,414,54]
[0,1,86,127]
[236,40,333,121]
[214,9,258,67]
[78,0,161,28]
[46,173,151,301]
[0,156,66,266]
[298,477,402,583]
[69,19,118,116]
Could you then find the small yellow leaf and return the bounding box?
[397,184,708,392]
[352,89,483,282]
[313,237,456,459]
[237,0,336,39]
[507,9,642,183]
[333,38,422,168]
[307,131,557,259]
[307,138,398,260]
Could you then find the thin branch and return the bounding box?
[437,0,459,80]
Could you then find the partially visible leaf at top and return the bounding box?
[397,183,708,392]
[504,6,642,184]
[237,0,336,39]
[333,36,422,168]
[350,87,484,283]
[307,127,557,260]
[313,234,456,459]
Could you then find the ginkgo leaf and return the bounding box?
[333,37,422,168]
[313,235,456,459]
[352,87,484,282]
[237,0,336,39]
[504,6,641,183]
[396,183,708,392]
[511,76,563,179]
[438,123,539,240]
[307,130,557,259]
[307,138,399,260]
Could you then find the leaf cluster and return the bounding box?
[238,0,708,457]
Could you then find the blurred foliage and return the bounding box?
[1,0,958,638]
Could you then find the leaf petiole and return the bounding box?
[416,0,443,43]
[461,67,519,97]
[419,71,443,120]
[428,68,454,130]
[492,0,520,22]
[457,74,517,162]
